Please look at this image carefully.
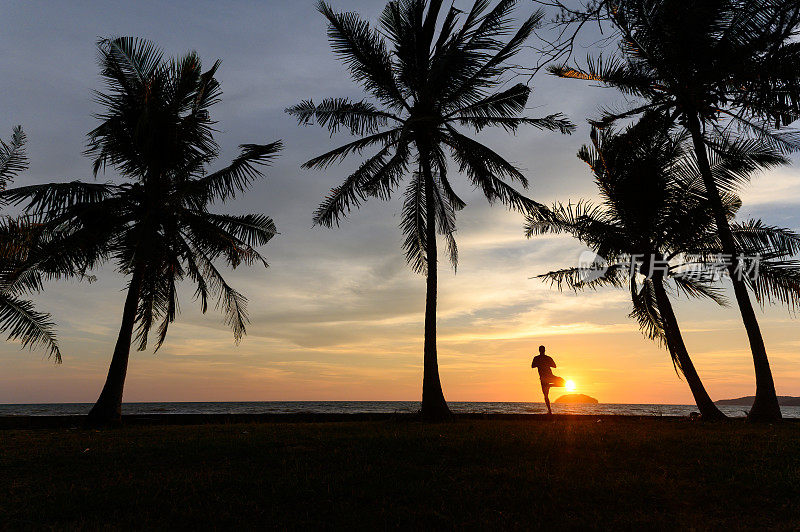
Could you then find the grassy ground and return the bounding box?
[2,417,800,530]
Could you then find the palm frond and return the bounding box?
[732,219,800,257]
[300,128,404,170]
[400,169,428,274]
[449,83,530,119]
[548,54,657,98]
[536,261,630,292]
[317,1,408,110]
[704,136,789,193]
[0,291,61,362]
[746,257,800,311]
[0,126,28,192]
[629,278,666,344]
[524,200,608,239]
[180,211,269,269]
[454,113,575,134]
[193,212,277,250]
[98,36,163,87]
[448,8,544,107]
[443,125,529,187]
[194,248,249,343]
[1,181,118,214]
[362,140,411,200]
[184,142,282,204]
[312,143,395,227]
[671,274,730,307]
[432,171,459,272]
[286,98,399,135]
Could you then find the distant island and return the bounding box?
[555,394,599,404]
[715,396,800,406]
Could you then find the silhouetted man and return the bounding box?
[531,345,565,414]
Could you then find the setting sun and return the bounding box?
[565,380,576,392]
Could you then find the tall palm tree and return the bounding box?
[547,0,800,420]
[2,38,281,425]
[288,0,574,418]
[0,126,61,360]
[527,115,798,419]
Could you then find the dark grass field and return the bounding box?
[2,417,800,530]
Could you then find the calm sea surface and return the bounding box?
[1,401,798,418]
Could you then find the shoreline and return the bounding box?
[1,411,792,430]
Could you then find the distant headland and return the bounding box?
[555,394,599,404]
[715,396,800,406]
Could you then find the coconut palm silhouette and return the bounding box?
[548,0,800,421]
[288,0,574,418]
[528,113,800,419]
[4,38,281,425]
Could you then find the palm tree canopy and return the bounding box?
[548,0,800,151]
[526,114,799,349]
[1,38,281,352]
[287,0,575,273]
[542,0,799,420]
[0,127,63,361]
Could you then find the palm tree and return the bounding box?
[288,0,574,418]
[2,38,281,425]
[527,115,798,419]
[0,126,61,360]
[547,0,800,421]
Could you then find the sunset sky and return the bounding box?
[1,0,799,405]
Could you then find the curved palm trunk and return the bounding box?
[652,278,726,420]
[686,112,781,421]
[420,154,450,419]
[86,266,144,426]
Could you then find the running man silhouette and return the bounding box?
[531,345,565,414]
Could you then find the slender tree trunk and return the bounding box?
[86,266,144,426]
[651,277,726,420]
[420,152,450,419]
[686,112,781,421]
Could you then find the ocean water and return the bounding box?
[1,401,798,418]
